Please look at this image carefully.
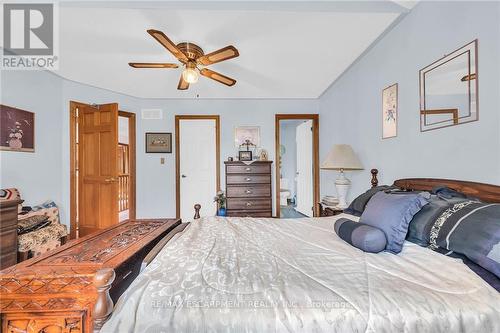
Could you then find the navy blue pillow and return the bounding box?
[360,192,428,254]
[334,218,387,253]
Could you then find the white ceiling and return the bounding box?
[55,1,416,99]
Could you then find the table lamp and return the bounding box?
[321,144,364,209]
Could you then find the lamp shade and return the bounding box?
[321,144,364,170]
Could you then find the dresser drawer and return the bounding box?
[226,164,271,174]
[227,174,271,185]
[227,185,271,198]
[227,210,272,218]
[227,198,271,210]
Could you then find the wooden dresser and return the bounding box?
[225,161,273,217]
[0,218,181,333]
[0,199,22,270]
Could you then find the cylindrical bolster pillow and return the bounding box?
[334,218,387,253]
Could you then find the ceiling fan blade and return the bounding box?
[197,46,239,66]
[147,29,189,63]
[129,62,178,68]
[177,74,190,90]
[200,68,236,86]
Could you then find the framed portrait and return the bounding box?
[145,132,172,153]
[238,150,252,161]
[0,104,35,152]
[234,126,260,147]
[382,83,398,139]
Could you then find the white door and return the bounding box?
[295,120,313,216]
[179,119,217,221]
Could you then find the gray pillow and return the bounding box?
[360,192,429,254]
[334,218,387,253]
[344,185,394,216]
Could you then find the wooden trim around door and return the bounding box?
[119,110,137,220]
[275,114,320,218]
[175,115,221,219]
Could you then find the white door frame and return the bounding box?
[175,115,220,220]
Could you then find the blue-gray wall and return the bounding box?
[1,71,318,223]
[319,1,500,199]
[2,1,499,224]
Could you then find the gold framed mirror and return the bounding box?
[419,40,478,131]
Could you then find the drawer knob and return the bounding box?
[245,167,251,171]
[246,202,252,206]
[245,177,251,182]
[245,190,252,194]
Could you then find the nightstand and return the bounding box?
[318,203,344,217]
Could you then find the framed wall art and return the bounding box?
[382,83,398,139]
[234,126,260,148]
[145,132,172,153]
[0,104,35,152]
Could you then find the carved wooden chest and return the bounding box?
[0,218,180,333]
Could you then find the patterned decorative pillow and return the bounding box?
[18,215,51,235]
[0,188,22,213]
[429,201,500,278]
[21,206,60,225]
[407,195,470,246]
[334,218,387,253]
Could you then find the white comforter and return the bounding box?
[102,215,500,333]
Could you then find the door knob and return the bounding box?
[181,174,187,178]
[104,177,118,183]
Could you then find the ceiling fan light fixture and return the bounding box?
[182,67,199,84]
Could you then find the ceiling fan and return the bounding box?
[129,29,239,90]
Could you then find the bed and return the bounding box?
[100,173,500,333]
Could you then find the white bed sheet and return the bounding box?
[102,215,500,333]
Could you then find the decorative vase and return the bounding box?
[8,138,22,149]
[217,208,227,216]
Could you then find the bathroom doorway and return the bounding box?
[275,114,319,218]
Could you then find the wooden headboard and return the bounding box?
[393,178,500,203]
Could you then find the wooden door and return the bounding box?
[295,120,314,216]
[177,117,219,221]
[78,103,119,236]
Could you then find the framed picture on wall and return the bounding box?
[382,83,398,139]
[234,126,260,147]
[0,104,35,152]
[145,132,172,153]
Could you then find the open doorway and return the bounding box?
[69,101,136,239]
[275,114,319,218]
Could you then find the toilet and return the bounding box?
[280,178,291,206]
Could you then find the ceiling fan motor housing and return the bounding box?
[176,42,204,61]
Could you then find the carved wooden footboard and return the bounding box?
[0,219,182,333]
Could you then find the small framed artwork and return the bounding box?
[145,132,172,153]
[0,105,35,152]
[382,83,398,139]
[234,126,260,147]
[239,150,252,161]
